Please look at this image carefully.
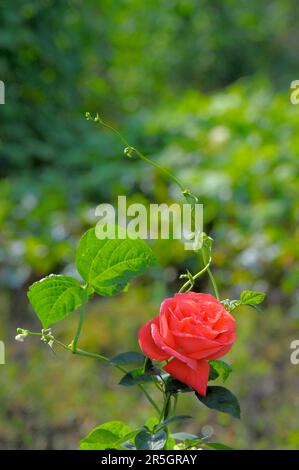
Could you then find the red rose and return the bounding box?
[138,292,236,396]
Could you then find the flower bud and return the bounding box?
[15,331,29,342]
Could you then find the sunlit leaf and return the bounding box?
[76,227,157,296]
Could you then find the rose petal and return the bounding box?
[151,323,198,370]
[159,311,176,349]
[189,341,235,360]
[164,358,210,396]
[138,317,169,362]
[172,332,221,355]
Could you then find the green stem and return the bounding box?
[206,267,220,300]
[93,116,221,299]
[201,250,220,300]
[182,190,220,299]
[133,147,185,192]
[172,394,178,415]
[139,384,161,415]
[24,330,161,416]
[75,347,113,365]
[100,120,131,148]
[98,118,186,192]
[159,392,171,423]
[28,331,70,351]
[71,288,88,353]
[179,257,212,293]
[75,348,161,415]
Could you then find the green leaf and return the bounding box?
[222,291,265,313]
[202,442,234,450]
[144,357,161,375]
[196,386,241,419]
[184,439,202,449]
[99,420,132,436]
[27,275,85,328]
[164,435,176,450]
[79,429,118,450]
[119,367,160,386]
[208,365,219,381]
[79,420,132,450]
[108,351,145,367]
[171,432,199,441]
[75,226,157,296]
[155,415,192,431]
[145,417,159,431]
[247,304,263,313]
[122,441,136,450]
[240,290,265,305]
[165,377,192,393]
[114,430,141,447]
[135,430,167,450]
[209,360,232,383]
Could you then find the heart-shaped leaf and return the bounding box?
[79,420,132,450]
[240,290,265,305]
[28,275,85,328]
[75,227,157,296]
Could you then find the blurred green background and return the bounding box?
[1,0,299,449]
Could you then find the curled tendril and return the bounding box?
[182,188,199,204]
[85,111,102,123]
[124,146,135,158]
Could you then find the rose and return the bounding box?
[138,292,236,396]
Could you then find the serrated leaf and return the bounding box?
[240,290,265,305]
[196,386,241,419]
[135,429,167,450]
[119,367,160,386]
[75,227,157,296]
[27,275,85,328]
[209,360,232,383]
[108,351,145,367]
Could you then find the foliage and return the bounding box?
[0,0,298,451]
[14,116,267,450]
